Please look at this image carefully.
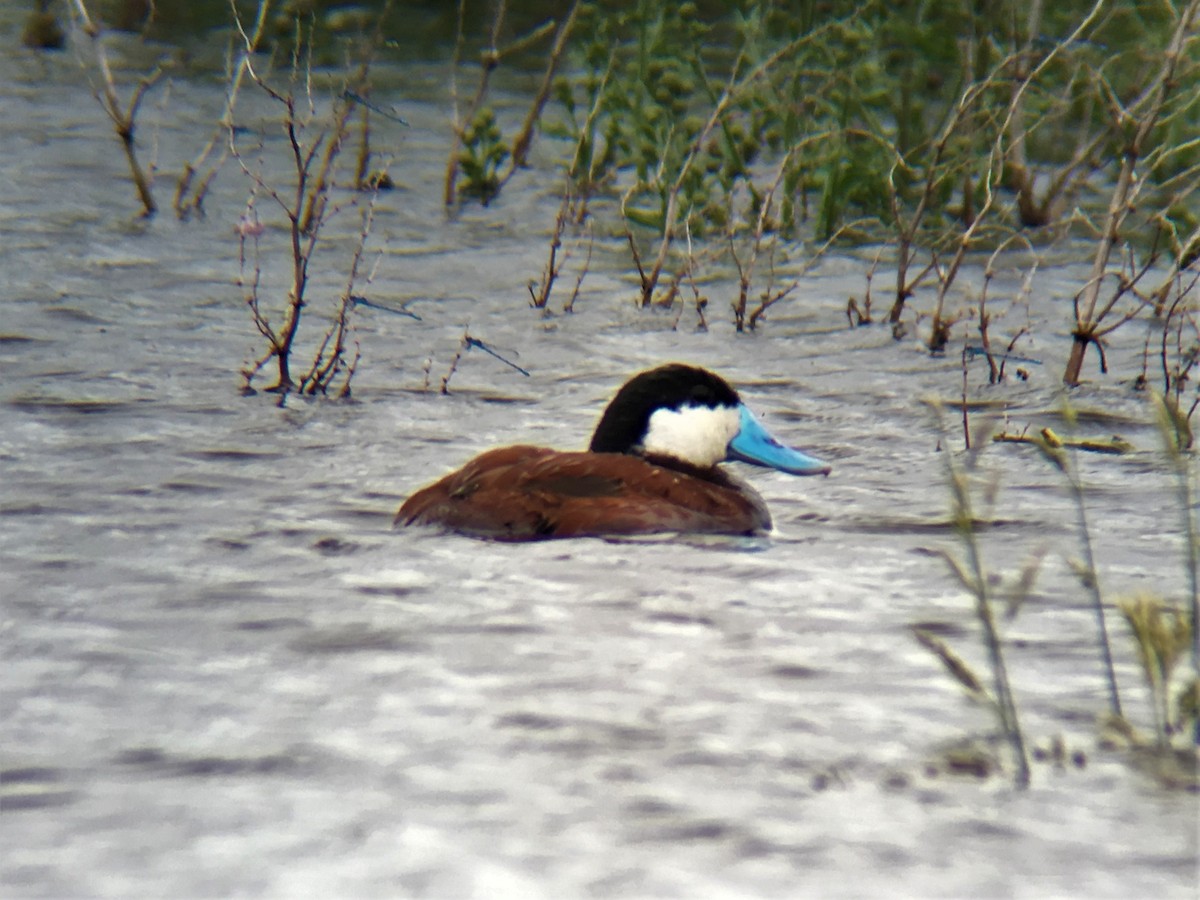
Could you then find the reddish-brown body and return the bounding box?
[395,445,772,541]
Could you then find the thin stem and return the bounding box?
[1066,455,1124,718]
[1067,0,1200,384]
[70,0,162,216]
[947,464,1031,787]
[502,0,582,181]
[1183,463,1199,746]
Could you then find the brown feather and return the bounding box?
[396,447,771,541]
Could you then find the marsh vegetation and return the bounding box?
[26,0,1200,793]
[5,4,1200,893]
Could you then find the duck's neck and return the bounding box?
[640,451,736,486]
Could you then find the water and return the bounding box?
[2,18,1197,900]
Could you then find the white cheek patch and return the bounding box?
[641,404,741,468]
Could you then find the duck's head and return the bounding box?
[587,364,831,476]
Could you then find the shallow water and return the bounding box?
[2,18,1198,900]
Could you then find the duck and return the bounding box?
[395,363,830,541]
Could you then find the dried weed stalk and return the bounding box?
[974,238,1037,385]
[1004,0,1106,228]
[1027,406,1124,718]
[529,179,592,311]
[1064,0,1200,385]
[173,0,272,218]
[888,2,1105,345]
[932,416,1032,786]
[231,8,383,396]
[69,0,166,216]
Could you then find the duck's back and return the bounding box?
[396,446,771,541]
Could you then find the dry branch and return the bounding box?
[70,0,165,216]
[1065,0,1200,385]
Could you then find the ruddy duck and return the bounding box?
[396,363,830,540]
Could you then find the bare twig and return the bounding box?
[748,220,870,331]
[175,0,273,218]
[500,0,583,185]
[563,220,593,314]
[70,0,166,216]
[299,0,395,234]
[530,180,572,309]
[299,192,381,396]
[1065,0,1200,385]
[440,327,470,395]
[228,4,383,394]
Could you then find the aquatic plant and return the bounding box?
[474,3,848,310]
[664,27,852,307]
[927,380,1200,784]
[22,0,65,49]
[529,180,593,312]
[1118,595,1192,747]
[970,240,1037,386]
[1001,2,1106,229]
[1003,391,1199,754]
[1062,0,1200,386]
[928,412,1031,787]
[1026,406,1124,719]
[57,0,1198,388]
[176,2,401,217]
[456,108,509,206]
[442,0,580,207]
[879,51,1011,332]
[1150,391,1200,746]
[175,0,274,218]
[527,0,1200,352]
[728,156,804,333]
[528,181,569,309]
[1142,281,1200,452]
[230,2,390,397]
[879,0,1119,347]
[174,1,274,219]
[67,0,167,217]
[727,149,865,332]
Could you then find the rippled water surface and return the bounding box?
[2,17,1197,900]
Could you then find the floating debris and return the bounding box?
[993,426,1134,455]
